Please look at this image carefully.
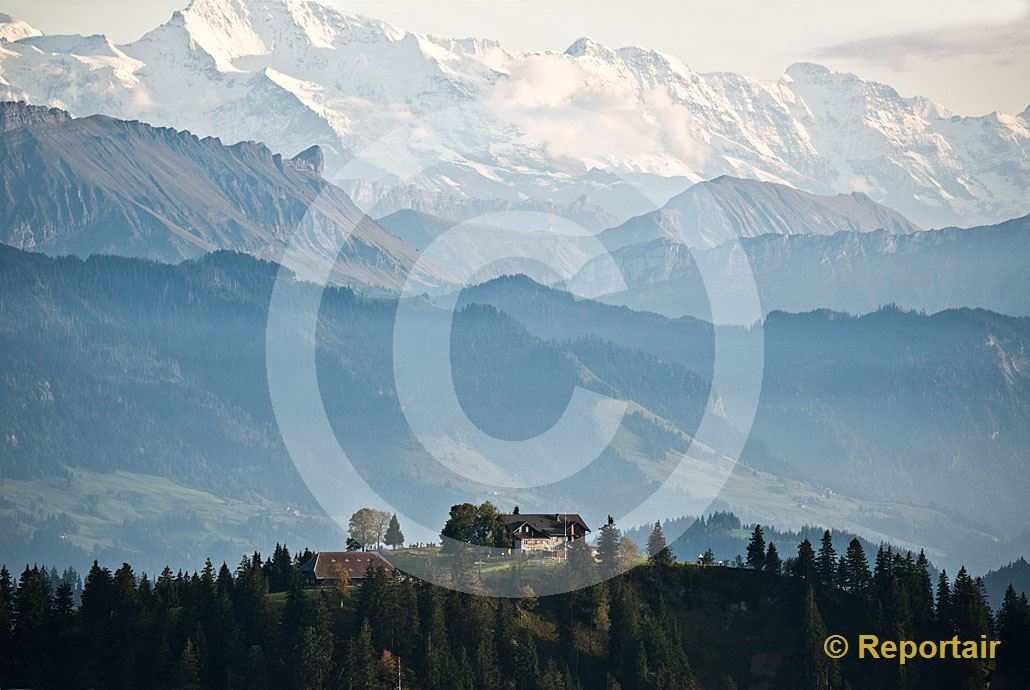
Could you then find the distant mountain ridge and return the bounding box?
[600,175,921,249]
[0,0,1026,227]
[572,213,1030,322]
[0,101,451,292]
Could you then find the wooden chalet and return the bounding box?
[500,513,590,557]
[299,551,396,587]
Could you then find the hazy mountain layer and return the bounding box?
[600,175,921,249]
[462,275,1030,536]
[571,214,1030,322]
[2,246,1028,573]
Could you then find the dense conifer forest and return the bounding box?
[2,526,1028,689]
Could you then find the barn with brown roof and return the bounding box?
[300,551,397,587]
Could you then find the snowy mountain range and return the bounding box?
[0,0,1026,231]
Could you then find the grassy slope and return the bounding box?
[0,468,341,573]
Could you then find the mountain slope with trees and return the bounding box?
[2,525,1027,689]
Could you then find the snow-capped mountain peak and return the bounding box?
[0,13,41,43]
[0,0,1025,229]
[564,36,609,58]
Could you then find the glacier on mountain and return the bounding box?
[0,0,1026,229]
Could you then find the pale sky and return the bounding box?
[3,0,1028,115]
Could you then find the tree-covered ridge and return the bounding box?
[2,527,1028,689]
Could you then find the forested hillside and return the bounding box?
[2,527,1028,689]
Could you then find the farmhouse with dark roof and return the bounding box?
[500,512,590,557]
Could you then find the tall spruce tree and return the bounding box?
[794,539,817,581]
[385,514,405,550]
[817,530,837,586]
[842,539,871,594]
[912,550,935,637]
[765,543,782,575]
[745,525,766,570]
[951,567,994,687]
[935,569,953,635]
[798,586,839,690]
[995,588,1030,683]
[647,521,674,566]
[597,515,622,581]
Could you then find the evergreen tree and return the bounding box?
[951,567,994,687]
[385,514,405,550]
[912,550,935,637]
[816,530,837,586]
[201,558,217,593]
[0,565,12,610]
[51,579,79,690]
[178,638,202,690]
[597,515,622,581]
[841,539,871,594]
[798,586,839,689]
[568,536,598,588]
[835,555,848,590]
[299,596,334,690]
[268,544,293,593]
[473,625,502,690]
[216,561,234,596]
[745,525,766,570]
[243,645,271,690]
[0,565,12,679]
[609,583,645,688]
[348,619,378,689]
[951,568,989,637]
[794,539,817,581]
[424,587,456,689]
[647,521,674,566]
[12,565,53,686]
[871,546,895,611]
[995,588,1030,684]
[511,624,540,690]
[935,569,953,635]
[764,543,782,575]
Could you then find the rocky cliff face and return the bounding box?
[0,100,71,131]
